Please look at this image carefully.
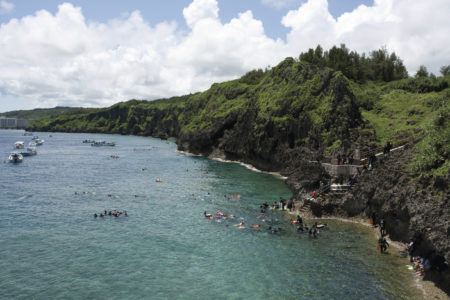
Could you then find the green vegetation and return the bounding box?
[355,78,449,144]
[15,45,449,176]
[410,94,449,175]
[354,75,449,175]
[299,44,408,83]
[0,107,99,123]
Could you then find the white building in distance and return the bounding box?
[0,117,28,129]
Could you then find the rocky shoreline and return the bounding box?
[176,138,449,298]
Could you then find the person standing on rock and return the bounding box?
[371,212,377,228]
[280,197,286,210]
[296,215,303,227]
[379,217,386,235]
[407,238,415,262]
[378,236,389,253]
[287,198,294,211]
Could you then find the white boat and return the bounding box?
[20,147,37,156]
[91,141,115,147]
[9,153,23,163]
[34,138,44,146]
[23,132,33,136]
[14,141,25,149]
[29,141,37,147]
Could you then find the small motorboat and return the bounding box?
[20,147,37,156]
[34,138,44,146]
[14,141,25,149]
[23,132,33,136]
[91,141,115,147]
[9,153,23,163]
[83,139,96,143]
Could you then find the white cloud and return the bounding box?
[282,0,450,75]
[0,0,449,110]
[183,0,219,28]
[0,0,13,14]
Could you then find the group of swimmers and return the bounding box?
[410,256,431,276]
[94,210,127,218]
[204,198,328,237]
[290,215,327,237]
[259,198,295,213]
[203,210,283,233]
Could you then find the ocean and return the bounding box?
[0,130,418,299]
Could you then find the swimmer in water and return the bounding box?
[268,226,277,234]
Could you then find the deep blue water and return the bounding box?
[0,130,417,299]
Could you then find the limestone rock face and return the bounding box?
[303,146,449,266]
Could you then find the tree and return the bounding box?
[297,44,407,82]
[440,65,450,76]
[415,65,429,78]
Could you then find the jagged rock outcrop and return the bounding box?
[297,145,450,293]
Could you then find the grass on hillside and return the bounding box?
[355,76,450,175]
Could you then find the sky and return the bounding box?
[0,0,448,112]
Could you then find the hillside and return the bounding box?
[0,107,99,123]
[26,58,449,176]
[28,59,366,174]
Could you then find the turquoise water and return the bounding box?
[0,130,418,299]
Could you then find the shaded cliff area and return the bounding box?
[18,57,450,291]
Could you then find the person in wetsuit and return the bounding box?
[287,198,294,211]
[296,215,303,226]
[378,236,389,253]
